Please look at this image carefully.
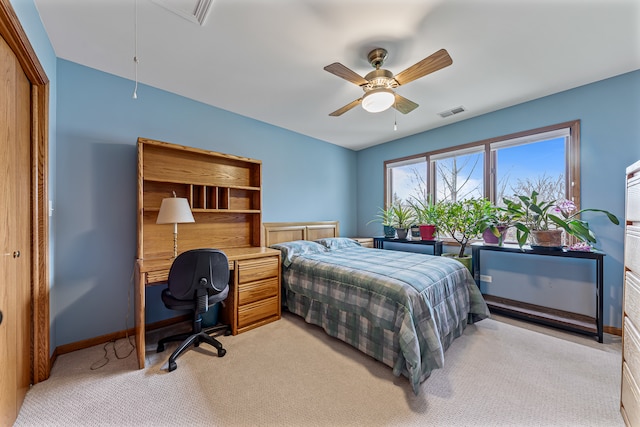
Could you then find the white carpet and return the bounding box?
[15,313,623,426]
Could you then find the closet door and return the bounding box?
[0,33,32,426]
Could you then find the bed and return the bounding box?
[263,222,490,394]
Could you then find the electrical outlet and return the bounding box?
[480,274,492,282]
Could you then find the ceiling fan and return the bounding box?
[324,48,452,116]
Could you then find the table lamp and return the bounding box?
[156,192,195,258]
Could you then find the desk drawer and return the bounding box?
[238,296,279,329]
[237,256,279,284]
[622,362,640,427]
[238,277,279,306]
[626,271,640,325]
[625,316,640,382]
[628,173,640,223]
[626,226,640,273]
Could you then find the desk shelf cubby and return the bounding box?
[190,184,261,212]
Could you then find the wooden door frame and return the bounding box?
[0,0,50,383]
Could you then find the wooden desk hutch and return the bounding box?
[135,138,281,369]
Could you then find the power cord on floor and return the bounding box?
[90,337,136,370]
[90,262,137,370]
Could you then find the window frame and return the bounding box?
[430,144,486,203]
[384,155,427,207]
[383,119,581,213]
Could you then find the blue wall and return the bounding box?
[357,70,640,328]
[53,60,357,346]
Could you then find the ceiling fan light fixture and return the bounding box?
[362,88,395,113]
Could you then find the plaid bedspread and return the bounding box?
[281,246,489,394]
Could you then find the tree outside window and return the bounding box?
[431,148,484,203]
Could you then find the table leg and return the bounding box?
[596,257,604,343]
[135,263,146,369]
[472,246,480,285]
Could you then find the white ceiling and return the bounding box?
[34,0,640,151]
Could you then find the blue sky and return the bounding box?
[497,137,566,200]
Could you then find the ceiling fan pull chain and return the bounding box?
[394,101,398,131]
[132,0,139,100]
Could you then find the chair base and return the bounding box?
[203,322,232,337]
[157,323,231,371]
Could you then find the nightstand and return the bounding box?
[349,237,374,248]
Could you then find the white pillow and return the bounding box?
[269,240,329,267]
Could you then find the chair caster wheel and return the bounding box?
[224,329,232,336]
[157,343,165,353]
[218,348,226,357]
[168,361,177,372]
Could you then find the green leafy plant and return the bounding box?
[477,203,517,245]
[504,191,620,248]
[367,206,398,238]
[410,196,439,226]
[391,204,416,230]
[438,198,490,257]
[367,206,396,227]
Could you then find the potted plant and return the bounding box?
[478,203,516,246]
[391,204,416,240]
[410,223,421,240]
[437,198,489,270]
[367,206,397,238]
[410,197,439,241]
[504,191,620,250]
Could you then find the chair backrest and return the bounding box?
[167,249,229,301]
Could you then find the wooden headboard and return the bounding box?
[262,221,339,247]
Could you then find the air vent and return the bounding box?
[438,105,466,118]
[152,0,214,26]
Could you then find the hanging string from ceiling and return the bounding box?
[394,98,398,131]
[132,0,139,99]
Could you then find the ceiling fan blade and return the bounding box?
[394,49,453,86]
[329,98,362,116]
[393,94,419,114]
[324,63,369,86]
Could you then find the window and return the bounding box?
[385,156,427,206]
[491,128,571,207]
[384,121,580,234]
[431,146,484,202]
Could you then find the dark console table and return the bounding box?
[471,242,604,342]
[373,237,443,256]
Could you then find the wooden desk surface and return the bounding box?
[137,246,281,276]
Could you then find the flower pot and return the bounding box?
[530,229,563,249]
[442,253,473,273]
[482,226,507,245]
[410,226,421,239]
[396,228,409,240]
[383,225,396,238]
[419,224,437,241]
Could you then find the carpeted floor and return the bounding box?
[15,313,623,426]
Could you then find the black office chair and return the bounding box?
[156,248,231,371]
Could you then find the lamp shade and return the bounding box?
[156,197,195,224]
[362,88,395,113]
